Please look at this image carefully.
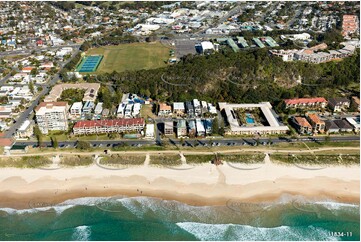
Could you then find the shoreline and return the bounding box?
[0,157,359,209]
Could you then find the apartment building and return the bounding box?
[73,118,145,135]
[306,113,325,133]
[35,102,68,134]
[284,98,327,109]
[292,117,312,134]
[342,15,358,37]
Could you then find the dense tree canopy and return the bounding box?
[82,48,359,105]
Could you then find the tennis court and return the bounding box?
[76,55,103,72]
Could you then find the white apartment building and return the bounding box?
[35,102,69,134]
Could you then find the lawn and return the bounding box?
[86,42,170,73]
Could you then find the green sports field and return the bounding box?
[86,42,171,73]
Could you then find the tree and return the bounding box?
[28,81,34,94]
[51,136,58,148]
[33,125,43,147]
[212,118,219,135]
[76,140,91,150]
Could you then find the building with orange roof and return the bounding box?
[306,113,325,133]
[342,15,358,37]
[291,116,312,134]
[158,102,172,116]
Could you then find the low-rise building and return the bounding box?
[186,101,195,118]
[145,123,155,138]
[334,119,354,132]
[16,120,34,138]
[158,102,172,116]
[176,119,187,137]
[73,118,145,135]
[292,117,312,134]
[94,102,103,115]
[219,102,289,135]
[82,101,95,114]
[188,119,196,137]
[306,113,325,133]
[325,120,340,133]
[70,102,82,118]
[193,99,201,116]
[173,102,185,116]
[327,97,350,112]
[164,121,173,135]
[203,119,213,135]
[195,118,205,136]
[345,116,360,133]
[284,97,327,109]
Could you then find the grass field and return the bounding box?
[86,42,170,73]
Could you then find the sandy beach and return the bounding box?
[0,151,359,209]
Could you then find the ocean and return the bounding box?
[0,196,359,241]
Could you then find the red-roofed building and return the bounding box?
[291,116,312,134]
[342,15,358,37]
[284,97,327,109]
[306,113,325,133]
[73,118,145,135]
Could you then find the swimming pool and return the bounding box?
[245,113,255,124]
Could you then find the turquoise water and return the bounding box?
[0,196,359,241]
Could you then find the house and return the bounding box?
[0,105,12,119]
[325,120,340,133]
[195,118,205,136]
[132,103,141,117]
[186,101,195,118]
[345,116,360,133]
[82,101,95,114]
[16,120,34,138]
[306,113,325,133]
[163,121,173,135]
[193,99,201,116]
[94,102,103,115]
[176,119,187,137]
[145,123,155,138]
[327,97,350,112]
[334,119,354,132]
[292,117,312,134]
[117,103,126,118]
[201,101,208,114]
[173,102,185,116]
[208,103,217,114]
[203,119,213,134]
[284,97,327,109]
[188,119,196,137]
[70,102,83,118]
[124,104,133,118]
[158,103,172,116]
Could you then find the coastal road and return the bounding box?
[13,135,359,149]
